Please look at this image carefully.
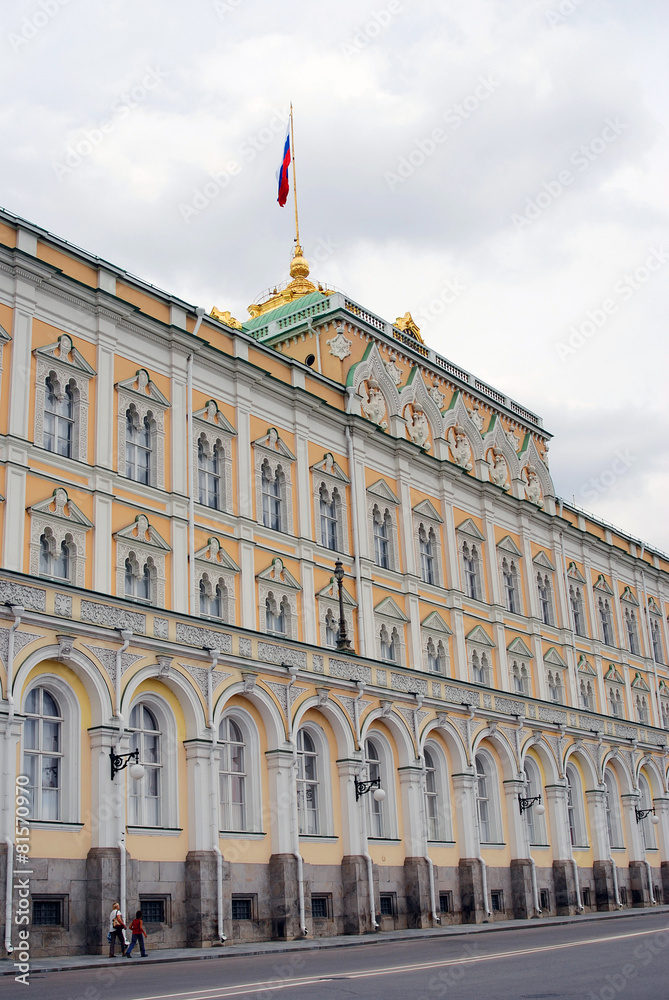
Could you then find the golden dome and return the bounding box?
[289,250,310,280]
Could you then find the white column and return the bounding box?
[88,727,125,849]
[621,792,645,860]
[171,518,189,614]
[3,463,26,571]
[239,538,256,631]
[301,560,316,645]
[170,363,188,497]
[265,749,295,855]
[504,778,530,859]
[95,332,117,470]
[8,300,33,440]
[545,782,573,860]
[652,796,669,863]
[398,765,426,858]
[93,493,113,593]
[585,788,613,861]
[185,740,216,852]
[451,771,480,857]
[336,758,366,857]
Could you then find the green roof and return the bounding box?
[242,292,329,333]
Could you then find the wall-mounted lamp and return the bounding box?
[518,793,545,816]
[110,747,145,782]
[635,806,660,825]
[354,776,386,803]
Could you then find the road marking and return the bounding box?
[126,925,669,1000]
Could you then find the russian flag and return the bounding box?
[277,127,291,207]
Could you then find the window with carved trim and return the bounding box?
[125,406,153,485]
[44,376,75,458]
[598,597,615,646]
[624,608,640,656]
[198,436,223,509]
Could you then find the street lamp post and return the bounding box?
[334,559,352,652]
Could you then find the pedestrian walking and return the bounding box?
[125,910,148,958]
[108,901,127,958]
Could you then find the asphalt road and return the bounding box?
[6,914,669,1000]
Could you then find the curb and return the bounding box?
[4,905,668,976]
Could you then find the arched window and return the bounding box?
[419,525,436,585]
[379,625,399,663]
[38,530,71,582]
[324,609,339,648]
[427,637,446,674]
[125,407,152,485]
[511,660,529,695]
[125,555,153,603]
[661,699,669,730]
[462,542,480,600]
[373,506,391,569]
[651,619,664,664]
[502,558,518,614]
[423,743,451,841]
[599,598,614,646]
[639,775,657,851]
[24,687,63,821]
[523,757,546,846]
[604,770,624,849]
[261,462,282,531]
[471,650,488,685]
[569,586,586,636]
[624,609,640,656]
[198,437,222,509]
[636,695,649,725]
[44,376,74,458]
[565,763,587,847]
[537,573,553,626]
[319,486,338,551]
[579,679,594,711]
[609,687,623,718]
[547,670,563,704]
[218,717,246,831]
[128,704,162,827]
[265,593,287,635]
[364,737,386,838]
[475,752,500,844]
[296,729,320,835]
[200,575,226,619]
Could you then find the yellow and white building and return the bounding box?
[0,208,668,956]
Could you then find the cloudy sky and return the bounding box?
[3,0,667,550]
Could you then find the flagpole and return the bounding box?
[289,103,301,253]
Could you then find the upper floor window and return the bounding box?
[265,592,288,635]
[609,686,623,718]
[125,407,152,485]
[427,637,446,673]
[471,650,489,685]
[373,506,391,569]
[324,609,339,648]
[39,529,71,582]
[24,687,62,821]
[502,558,519,614]
[511,660,529,695]
[44,376,74,458]
[636,694,649,725]
[128,704,162,827]
[200,576,226,619]
[419,525,437,585]
[380,624,400,663]
[218,717,246,832]
[462,541,481,601]
[125,554,153,603]
[579,679,594,711]
[624,609,640,656]
[536,573,554,626]
[198,437,222,509]
[662,699,669,730]
[261,462,283,531]
[570,586,586,636]
[651,618,664,664]
[319,486,339,551]
[547,669,563,704]
[296,729,320,835]
[598,597,615,646]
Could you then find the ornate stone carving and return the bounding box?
[328,659,372,683]
[505,427,521,452]
[0,628,42,668]
[376,669,387,687]
[239,637,252,658]
[391,672,428,695]
[384,359,403,386]
[495,696,525,717]
[312,654,324,673]
[405,404,430,449]
[360,379,388,429]
[327,327,352,360]
[84,644,145,685]
[153,618,169,639]
[316,687,330,707]
[175,623,233,653]
[81,601,146,632]
[54,594,72,618]
[398,706,430,744]
[0,581,46,611]
[489,448,510,488]
[380,700,394,718]
[447,425,473,471]
[432,682,442,699]
[468,402,485,434]
[429,383,445,410]
[180,663,232,703]
[257,643,306,669]
[157,655,173,676]
[242,672,257,693]
[523,465,544,507]
[337,694,372,726]
[264,680,307,715]
[538,706,567,724]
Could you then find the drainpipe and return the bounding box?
[206,648,226,941]
[521,778,541,917]
[187,308,206,617]
[609,851,623,908]
[416,703,439,925]
[285,665,307,936]
[114,629,131,928]
[478,850,492,918]
[359,774,379,931]
[353,681,365,751]
[570,857,584,912]
[345,423,365,657]
[4,606,23,954]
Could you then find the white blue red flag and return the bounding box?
[277,127,291,207]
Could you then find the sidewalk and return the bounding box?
[3,905,668,976]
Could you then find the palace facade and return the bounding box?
[0,207,668,957]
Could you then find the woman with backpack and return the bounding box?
[125,910,148,958]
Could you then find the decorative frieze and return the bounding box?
[81,600,145,632]
[257,642,306,669]
[391,672,428,695]
[54,593,72,618]
[175,623,233,653]
[0,580,46,611]
[153,618,169,639]
[0,628,42,666]
[328,659,371,684]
